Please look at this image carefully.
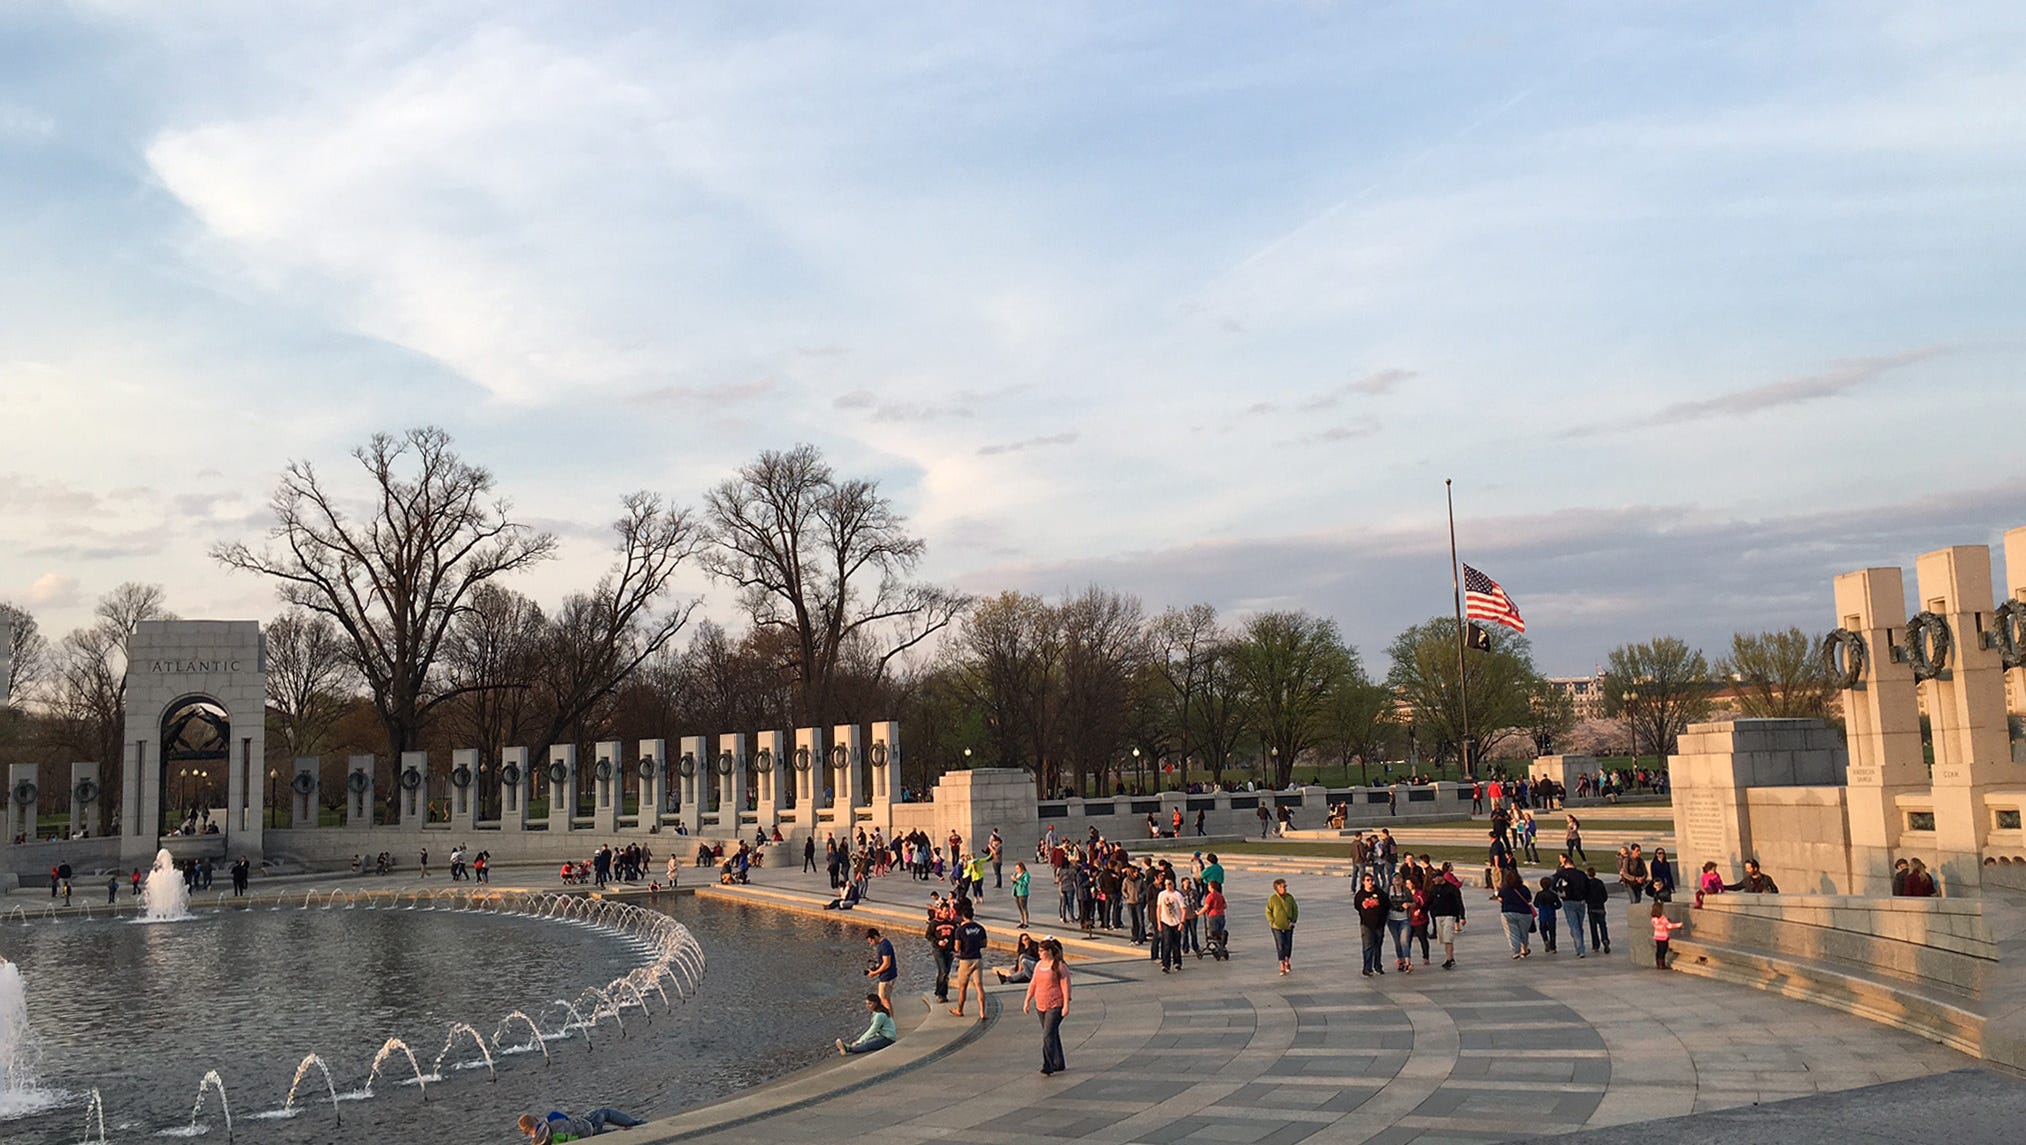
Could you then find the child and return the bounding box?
[1651,901,1684,969]
[1532,877,1561,953]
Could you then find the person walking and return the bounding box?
[1551,856,1591,958]
[1354,872,1390,976]
[1564,813,1585,862]
[1155,876,1187,973]
[1496,869,1533,959]
[1022,939,1071,1076]
[1012,861,1032,927]
[804,834,818,873]
[1266,878,1299,976]
[1533,876,1561,953]
[1122,863,1145,944]
[1256,803,1271,838]
[1426,866,1466,969]
[1386,873,1414,973]
[1584,865,1612,954]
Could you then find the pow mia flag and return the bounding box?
[1465,621,1493,652]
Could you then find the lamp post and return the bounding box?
[1621,688,1639,766]
[1270,745,1280,789]
[1132,747,1141,794]
[268,768,278,828]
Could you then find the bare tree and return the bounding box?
[956,591,1061,788]
[1151,604,1223,787]
[264,608,359,761]
[528,492,704,747]
[1056,586,1148,796]
[702,444,968,727]
[45,584,174,824]
[213,427,558,753]
[1,602,49,702]
[437,584,548,760]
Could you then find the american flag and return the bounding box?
[1463,564,1525,634]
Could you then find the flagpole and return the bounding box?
[1446,479,1474,781]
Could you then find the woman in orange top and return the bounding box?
[1021,938,1071,1075]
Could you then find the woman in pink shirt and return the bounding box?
[1022,938,1071,1075]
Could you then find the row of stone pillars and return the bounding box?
[1837,528,2026,896]
[286,721,902,837]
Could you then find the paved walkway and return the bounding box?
[637,856,1993,1145]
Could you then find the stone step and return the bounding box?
[1665,935,1984,1056]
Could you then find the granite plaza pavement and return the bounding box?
[632,852,2026,1145]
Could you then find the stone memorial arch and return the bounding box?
[120,621,267,865]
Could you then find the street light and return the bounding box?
[1132,747,1141,794]
[1270,746,1280,789]
[268,768,278,828]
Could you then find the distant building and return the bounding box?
[1545,672,1607,722]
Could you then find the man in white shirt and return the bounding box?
[1155,878,1187,973]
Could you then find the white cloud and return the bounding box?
[27,573,79,608]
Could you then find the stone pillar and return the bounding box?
[871,720,901,806]
[2007,527,2026,744]
[593,740,622,835]
[637,738,666,831]
[450,749,479,833]
[292,757,319,829]
[678,735,706,835]
[1668,719,1851,892]
[936,768,1041,860]
[346,754,374,828]
[832,724,864,814]
[500,747,530,833]
[1917,545,2013,894]
[794,727,824,811]
[5,764,35,844]
[70,762,101,837]
[547,745,576,834]
[126,739,150,846]
[399,750,428,825]
[1835,567,1930,895]
[754,730,786,825]
[721,733,749,832]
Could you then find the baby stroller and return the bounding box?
[1204,924,1230,962]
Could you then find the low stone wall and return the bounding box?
[1683,893,1994,993]
[5,836,128,885]
[1625,893,1994,1057]
[1036,783,1474,843]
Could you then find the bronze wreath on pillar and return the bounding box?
[1900,611,1953,682]
[1820,628,1867,690]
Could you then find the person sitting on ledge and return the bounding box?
[825,881,862,910]
[1723,859,1779,895]
[516,1107,645,1142]
[995,932,1040,984]
[835,993,897,1055]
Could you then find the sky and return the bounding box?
[1,1,2023,677]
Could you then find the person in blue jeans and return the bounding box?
[837,994,897,1055]
[1551,856,1591,958]
[1354,873,1390,976]
[517,1107,645,1142]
